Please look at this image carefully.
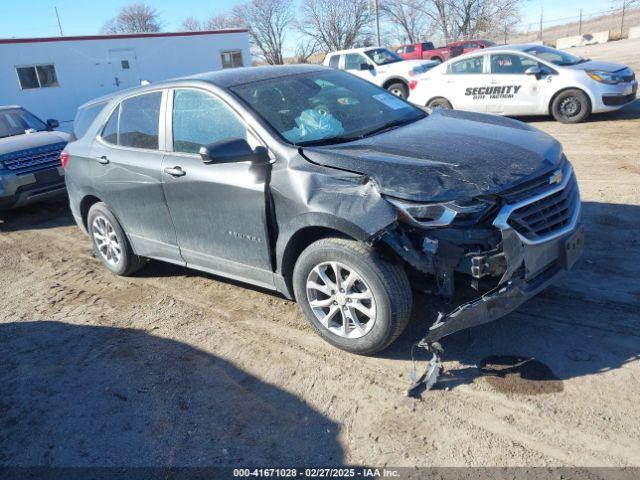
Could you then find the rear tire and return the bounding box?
[427,97,453,109]
[387,82,409,99]
[293,238,412,355]
[551,89,591,123]
[87,202,144,276]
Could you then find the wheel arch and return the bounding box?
[548,86,593,116]
[79,194,104,231]
[382,77,409,91]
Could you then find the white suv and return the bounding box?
[323,47,438,99]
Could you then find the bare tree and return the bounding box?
[206,13,240,30]
[231,0,293,65]
[297,0,371,51]
[180,16,203,31]
[102,3,162,34]
[381,0,431,44]
[417,0,522,43]
[293,39,319,63]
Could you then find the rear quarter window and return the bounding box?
[72,102,107,140]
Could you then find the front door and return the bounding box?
[486,53,545,115]
[161,88,273,286]
[109,49,139,89]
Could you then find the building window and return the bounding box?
[121,60,130,70]
[16,64,59,90]
[220,50,243,69]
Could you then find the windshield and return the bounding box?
[230,70,425,146]
[0,108,48,139]
[365,48,404,65]
[525,45,585,66]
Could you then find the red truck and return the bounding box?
[396,39,496,63]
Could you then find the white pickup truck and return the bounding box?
[323,47,438,99]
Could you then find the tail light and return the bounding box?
[409,80,418,90]
[60,150,69,168]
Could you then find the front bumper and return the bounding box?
[423,224,583,342]
[593,80,638,112]
[0,166,66,209]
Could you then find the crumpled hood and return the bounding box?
[302,109,563,202]
[0,130,69,156]
[565,59,629,73]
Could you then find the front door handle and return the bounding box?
[490,79,500,84]
[164,166,186,177]
[96,155,109,164]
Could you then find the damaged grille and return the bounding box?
[0,142,66,173]
[496,162,580,243]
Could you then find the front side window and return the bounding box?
[230,69,425,146]
[365,48,403,65]
[328,55,340,68]
[100,92,162,149]
[449,56,484,74]
[0,108,48,139]
[221,50,244,69]
[16,64,59,90]
[525,45,585,66]
[491,54,538,74]
[172,89,247,154]
[344,54,367,71]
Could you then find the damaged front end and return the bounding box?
[374,159,584,393]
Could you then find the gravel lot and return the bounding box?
[1,41,639,468]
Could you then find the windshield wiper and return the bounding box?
[295,135,364,147]
[360,116,423,138]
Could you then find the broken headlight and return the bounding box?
[386,197,496,227]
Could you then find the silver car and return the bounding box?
[410,44,637,123]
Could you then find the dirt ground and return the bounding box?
[1,42,639,468]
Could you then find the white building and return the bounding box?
[0,29,251,130]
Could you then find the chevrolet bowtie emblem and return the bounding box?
[549,169,563,185]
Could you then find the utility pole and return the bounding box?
[54,6,64,36]
[374,0,381,47]
[538,7,543,41]
[621,0,627,39]
[579,9,583,35]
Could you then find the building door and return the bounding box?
[109,49,139,89]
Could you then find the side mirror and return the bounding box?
[199,138,270,165]
[524,66,542,78]
[360,63,374,71]
[46,119,59,129]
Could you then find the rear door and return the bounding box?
[91,90,181,263]
[109,49,139,89]
[486,53,546,115]
[444,54,488,112]
[161,87,273,286]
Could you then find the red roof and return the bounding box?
[0,29,248,45]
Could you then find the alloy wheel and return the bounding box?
[92,215,121,266]
[306,261,377,339]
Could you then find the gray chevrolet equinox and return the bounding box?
[64,65,583,356]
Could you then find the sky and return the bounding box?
[0,0,620,45]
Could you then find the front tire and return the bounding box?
[427,97,453,109]
[293,238,412,355]
[387,82,408,99]
[87,202,144,276]
[551,89,591,123]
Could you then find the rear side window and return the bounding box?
[328,55,340,68]
[100,92,162,149]
[405,45,415,53]
[119,93,162,149]
[449,56,484,74]
[72,102,107,140]
[101,107,119,145]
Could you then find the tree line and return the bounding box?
[102,0,523,64]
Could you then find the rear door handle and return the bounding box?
[164,166,186,177]
[96,155,109,164]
